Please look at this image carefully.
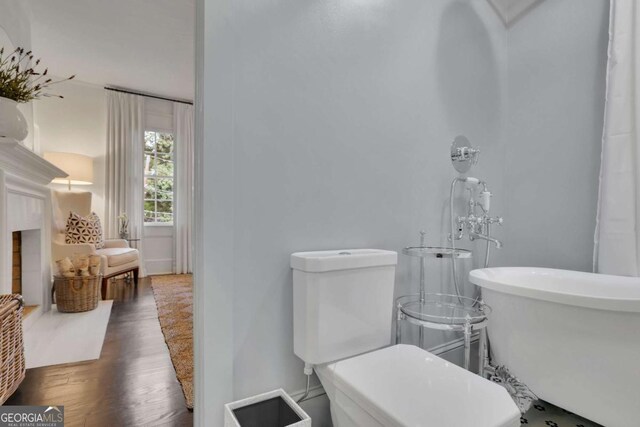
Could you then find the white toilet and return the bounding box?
[291,249,520,427]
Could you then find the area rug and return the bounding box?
[24,300,113,368]
[151,274,193,409]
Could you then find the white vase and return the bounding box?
[0,97,28,141]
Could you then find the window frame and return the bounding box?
[144,129,175,226]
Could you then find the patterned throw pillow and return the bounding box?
[65,211,105,249]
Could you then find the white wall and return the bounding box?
[497,0,609,271]
[0,0,30,49]
[143,225,174,274]
[200,0,508,422]
[0,0,35,151]
[35,80,107,221]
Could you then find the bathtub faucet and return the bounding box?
[469,231,502,249]
[451,177,504,249]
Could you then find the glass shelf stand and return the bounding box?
[395,243,491,373]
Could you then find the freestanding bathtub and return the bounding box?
[469,267,640,427]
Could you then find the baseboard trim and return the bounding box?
[145,258,174,275]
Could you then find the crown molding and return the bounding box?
[488,0,544,27]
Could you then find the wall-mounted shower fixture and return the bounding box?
[446,140,503,376]
[450,135,480,173]
[448,136,502,250]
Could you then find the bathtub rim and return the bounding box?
[469,267,640,313]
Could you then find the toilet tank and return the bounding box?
[291,249,397,365]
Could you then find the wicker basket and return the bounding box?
[0,294,25,404]
[54,275,101,313]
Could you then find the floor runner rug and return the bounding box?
[151,274,193,409]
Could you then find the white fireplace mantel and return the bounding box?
[0,138,67,185]
[0,137,67,320]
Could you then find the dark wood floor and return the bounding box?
[6,277,193,427]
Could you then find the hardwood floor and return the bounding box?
[6,277,193,427]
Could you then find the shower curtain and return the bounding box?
[594,0,640,276]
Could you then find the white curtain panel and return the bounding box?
[174,102,194,274]
[594,0,640,276]
[105,91,146,276]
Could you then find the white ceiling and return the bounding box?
[29,0,195,101]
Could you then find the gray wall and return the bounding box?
[496,0,609,271]
[200,0,507,422]
[199,0,609,424]
[195,0,234,423]
[231,0,507,400]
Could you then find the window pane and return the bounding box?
[157,152,172,161]
[144,155,156,176]
[157,212,173,223]
[156,133,174,155]
[156,178,173,194]
[144,131,156,152]
[157,201,173,217]
[144,178,156,199]
[144,131,174,224]
[157,187,173,201]
[156,158,173,177]
[144,200,156,222]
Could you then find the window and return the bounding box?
[144,131,174,224]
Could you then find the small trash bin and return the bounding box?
[224,388,311,427]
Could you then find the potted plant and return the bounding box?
[0,47,74,141]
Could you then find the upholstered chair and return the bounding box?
[51,190,140,299]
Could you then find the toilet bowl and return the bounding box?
[291,249,520,427]
[315,344,519,427]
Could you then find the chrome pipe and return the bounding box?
[296,374,311,403]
